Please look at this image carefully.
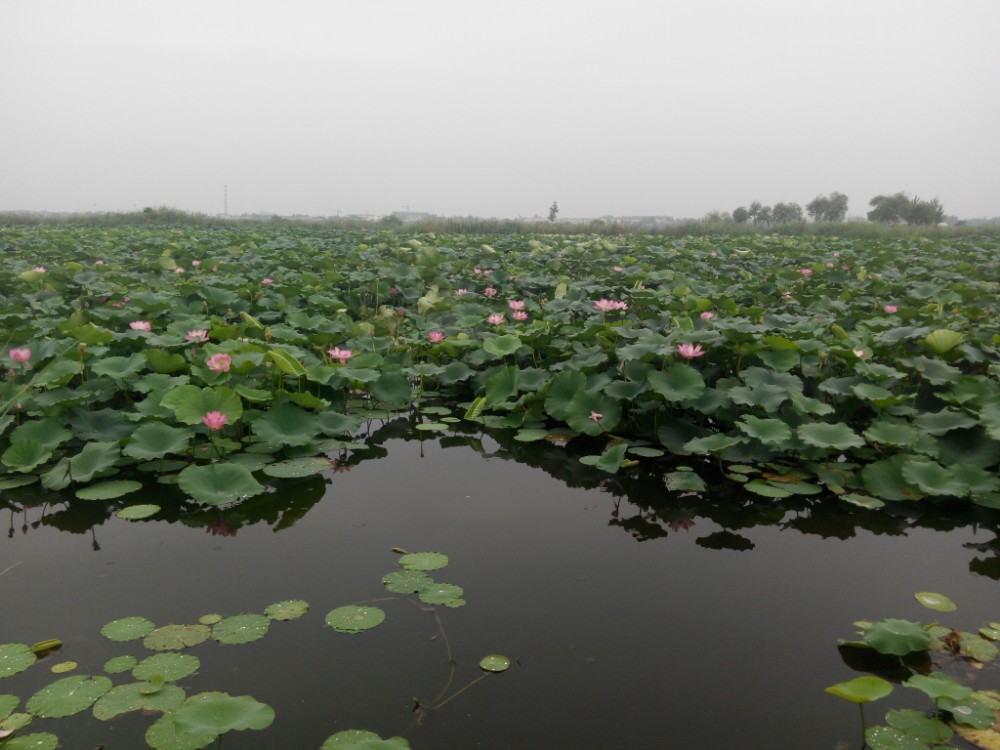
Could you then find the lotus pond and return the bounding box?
[2,225,1000,748]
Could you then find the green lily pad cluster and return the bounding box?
[827,592,1000,748]
[2,225,999,512]
[382,551,466,608]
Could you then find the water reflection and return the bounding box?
[3,415,1000,580]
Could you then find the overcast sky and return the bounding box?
[2,0,998,219]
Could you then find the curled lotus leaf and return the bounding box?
[264,600,309,621]
[143,624,211,651]
[101,617,156,642]
[0,644,36,678]
[321,729,412,749]
[172,691,275,735]
[50,662,76,674]
[177,463,265,506]
[825,676,893,703]
[27,675,112,718]
[864,619,931,656]
[325,606,386,634]
[398,552,449,572]
[904,673,972,702]
[212,615,271,645]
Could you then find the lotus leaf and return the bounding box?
[382,570,433,593]
[50,661,76,673]
[398,552,449,571]
[67,441,121,483]
[798,422,865,450]
[825,676,893,703]
[924,329,964,355]
[418,583,466,607]
[914,591,957,612]
[482,334,522,357]
[123,422,193,460]
[162,385,243,426]
[479,654,511,672]
[368,372,412,407]
[0,733,59,750]
[737,416,792,445]
[325,606,386,633]
[960,632,999,663]
[177,463,265,506]
[0,475,38,489]
[26,675,112,717]
[0,694,18,720]
[103,655,138,674]
[261,600,308,621]
[664,470,706,493]
[143,624,211,651]
[8,419,72,450]
[262,456,336,478]
[212,614,271,645]
[885,709,952,743]
[133,653,201,682]
[75,479,142,500]
[172,692,275,736]
[117,504,161,520]
[146,710,216,750]
[864,726,931,750]
[864,619,931,656]
[0,644,36,677]
[1,441,53,473]
[647,363,706,403]
[250,403,321,446]
[101,616,156,642]
[904,673,972,702]
[321,729,411,749]
[900,458,968,497]
[92,682,185,721]
[939,697,996,729]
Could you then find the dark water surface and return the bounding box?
[2,427,1000,749]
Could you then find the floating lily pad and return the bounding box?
[940,696,996,729]
[76,479,143,501]
[825,676,893,703]
[321,729,411,749]
[103,655,138,674]
[382,570,434,594]
[0,644,36,678]
[0,733,59,750]
[198,614,223,626]
[418,583,466,607]
[133,653,201,682]
[0,475,38,489]
[479,654,511,672]
[914,591,958,612]
[864,725,930,750]
[885,709,953,743]
[145,710,216,750]
[212,615,271,645]
[173,691,275,735]
[27,675,112,717]
[904,673,972,702]
[101,617,156,642]
[398,552,449,571]
[325,606,386,634]
[414,422,448,431]
[261,457,335,478]
[264,600,309,621]
[117,504,161,520]
[50,661,77,674]
[144,624,211,651]
[92,682,185,721]
[0,694,18,719]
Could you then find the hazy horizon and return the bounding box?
[3,0,999,220]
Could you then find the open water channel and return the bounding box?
[2,419,1000,749]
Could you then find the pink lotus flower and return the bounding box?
[389,286,399,296]
[487,313,505,326]
[205,352,232,372]
[201,411,228,431]
[590,411,603,423]
[709,251,718,257]
[185,329,209,343]
[677,343,706,359]
[798,268,813,276]
[853,348,867,359]
[511,311,528,321]
[174,267,185,274]
[593,299,628,312]
[825,262,834,268]
[473,267,485,275]
[192,259,201,267]
[95,260,105,265]
[700,311,714,321]
[456,288,469,296]
[613,266,624,272]
[33,266,46,273]
[130,320,151,331]
[327,347,353,362]
[883,304,898,313]
[508,300,526,311]
[833,251,841,257]
[782,292,794,300]
[9,348,31,364]
[483,287,497,298]
[427,331,445,343]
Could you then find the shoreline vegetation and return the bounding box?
[3,207,1000,239]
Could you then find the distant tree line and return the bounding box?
[727,191,945,226]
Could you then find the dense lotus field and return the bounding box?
[1,224,1000,511]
